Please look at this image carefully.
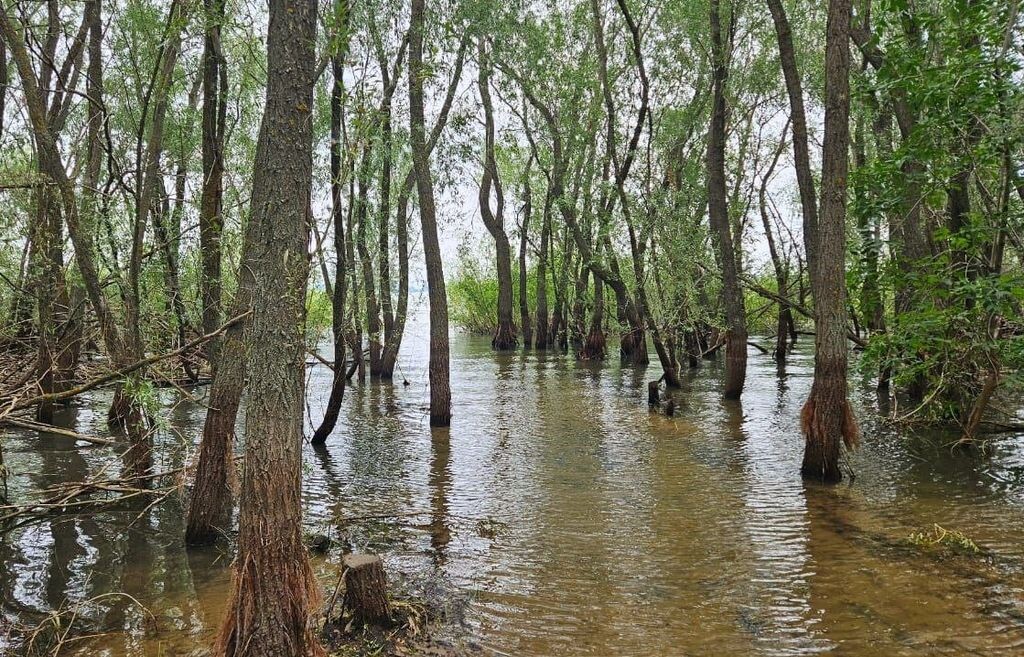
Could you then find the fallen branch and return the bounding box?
[0,312,249,418]
[741,276,866,348]
[1,417,115,446]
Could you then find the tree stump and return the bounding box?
[342,554,392,627]
[648,381,661,405]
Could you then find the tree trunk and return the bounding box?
[534,189,551,349]
[340,554,392,628]
[707,0,747,400]
[477,40,517,350]
[380,35,466,379]
[214,1,323,655]
[312,44,350,445]
[800,0,859,484]
[410,0,451,427]
[200,0,227,363]
[518,157,533,349]
[185,232,254,544]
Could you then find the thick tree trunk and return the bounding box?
[214,1,323,656]
[707,0,747,400]
[410,0,451,427]
[800,0,859,484]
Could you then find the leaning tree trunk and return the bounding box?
[185,228,255,545]
[707,0,747,400]
[800,0,859,483]
[213,0,323,655]
[410,0,451,427]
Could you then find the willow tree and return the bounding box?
[410,0,452,426]
[706,0,747,400]
[478,39,517,350]
[799,0,858,482]
[214,0,323,654]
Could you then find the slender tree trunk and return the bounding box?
[518,157,533,349]
[707,0,747,400]
[534,189,551,349]
[800,0,859,483]
[311,40,349,445]
[410,0,451,426]
[185,223,256,544]
[380,35,466,379]
[214,0,323,654]
[477,40,517,350]
[200,0,227,363]
[356,141,382,376]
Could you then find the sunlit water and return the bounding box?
[3,311,1024,656]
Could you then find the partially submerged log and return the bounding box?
[342,554,392,628]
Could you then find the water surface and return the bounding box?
[3,320,1024,656]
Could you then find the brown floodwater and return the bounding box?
[3,317,1024,656]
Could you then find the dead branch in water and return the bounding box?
[0,463,186,529]
[1,416,116,446]
[0,312,249,419]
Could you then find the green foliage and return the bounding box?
[907,524,982,556]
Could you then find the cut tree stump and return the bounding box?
[342,553,392,627]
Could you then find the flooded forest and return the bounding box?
[1,0,1023,655]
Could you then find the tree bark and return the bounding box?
[707,0,747,400]
[200,0,228,363]
[478,40,517,350]
[800,0,859,483]
[213,1,323,655]
[410,0,451,426]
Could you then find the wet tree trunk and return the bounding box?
[534,189,552,350]
[518,157,533,349]
[356,141,382,376]
[707,0,747,400]
[800,0,859,484]
[375,36,401,379]
[477,40,517,350]
[200,0,227,364]
[380,37,467,379]
[185,228,255,544]
[33,186,61,423]
[758,117,791,370]
[410,0,451,427]
[311,42,349,445]
[213,0,323,654]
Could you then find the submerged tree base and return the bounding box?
[800,384,859,484]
